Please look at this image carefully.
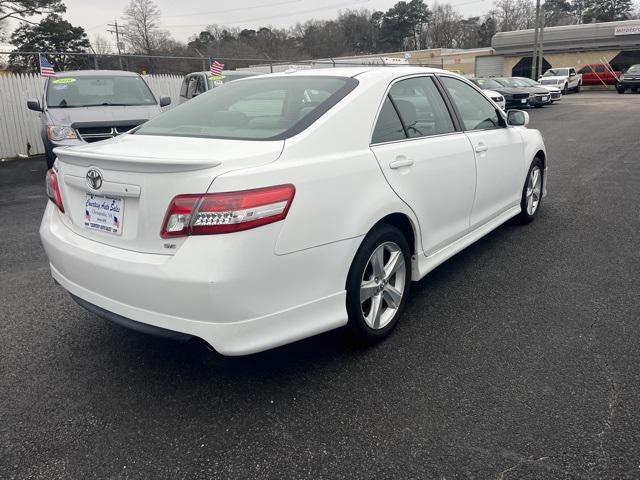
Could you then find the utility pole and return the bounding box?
[537,2,545,78]
[107,20,124,70]
[532,0,541,79]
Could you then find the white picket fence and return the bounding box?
[0,73,184,160]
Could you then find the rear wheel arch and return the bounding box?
[346,213,418,289]
[535,149,546,170]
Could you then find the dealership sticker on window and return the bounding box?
[52,78,77,84]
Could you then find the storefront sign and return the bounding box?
[614,24,640,36]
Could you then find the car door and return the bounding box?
[438,76,525,228]
[370,75,477,255]
[569,67,578,88]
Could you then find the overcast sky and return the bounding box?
[61,0,492,44]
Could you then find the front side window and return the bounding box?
[135,76,357,140]
[440,76,501,131]
[46,75,157,108]
[180,77,189,97]
[388,77,455,138]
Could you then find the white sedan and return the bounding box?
[41,67,547,355]
[482,89,506,110]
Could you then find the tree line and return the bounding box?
[2,0,639,73]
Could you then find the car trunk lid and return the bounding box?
[53,134,284,255]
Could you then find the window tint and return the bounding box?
[180,77,189,97]
[372,96,406,143]
[135,76,357,140]
[440,76,501,131]
[186,76,198,98]
[595,65,605,73]
[388,77,455,138]
[195,75,207,95]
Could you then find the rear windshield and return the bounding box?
[135,76,358,140]
[46,75,157,108]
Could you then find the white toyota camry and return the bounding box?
[41,67,547,355]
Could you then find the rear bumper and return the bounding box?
[40,203,359,355]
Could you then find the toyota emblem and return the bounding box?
[86,168,103,190]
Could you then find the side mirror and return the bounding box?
[27,98,42,112]
[570,72,576,77]
[507,109,529,127]
[159,96,171,107]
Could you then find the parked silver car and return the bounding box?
[27,70,171,168]
[179,71,259,103]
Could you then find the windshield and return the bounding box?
[46,75,157,108]
[543,68,569,77]
[207,73,257,89]
[513,77,538,86]
[135,76,357,141]
[471,78,503,89]
[627,64,640,73]
[496,78,531,87]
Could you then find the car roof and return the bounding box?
[192,70,260,76]
[53,70,142,77]
[257,66,460,82]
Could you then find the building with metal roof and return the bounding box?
[475,20,640,79]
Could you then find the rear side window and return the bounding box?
[388,77,455,138]
[440,76,501,131]
[135,76,358,140]
[372,97,406,144]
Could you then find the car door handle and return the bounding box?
[475,143,488,153]
[389,158,414,169]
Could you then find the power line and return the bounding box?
[163,0,304,19]
[162,0,371,28]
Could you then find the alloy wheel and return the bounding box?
[526,165,542,215]
[359,242,407,330]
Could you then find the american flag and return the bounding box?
[39,55,57,78]
[210,58,224,76]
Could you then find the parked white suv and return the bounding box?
[539,67,582,95]
[40,68,547,356]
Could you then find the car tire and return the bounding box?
[574,83,581,93]
[617,86,625,94]
[516,157,544,224]
[562,83,568,95]
[346,223,412,344]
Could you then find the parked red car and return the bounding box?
[578,63,621,86]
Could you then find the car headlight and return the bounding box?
[47,126,78,141]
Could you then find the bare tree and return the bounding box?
[427,3,462,48]
[122,0,171,55]
[92,34,112,55]
[491,0,536,31]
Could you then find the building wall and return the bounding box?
[442,49,495,75]
[503,50,621,76]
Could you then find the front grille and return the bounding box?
[77,124,140,143]
[512,93,529,99]
[550,92,561,99]
[540,79,559,85]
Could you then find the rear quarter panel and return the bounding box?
[209,75,420,256]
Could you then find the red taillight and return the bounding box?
[46,169,64,213]
[160,184,295,238]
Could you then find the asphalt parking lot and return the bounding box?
[1,91,639,480]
